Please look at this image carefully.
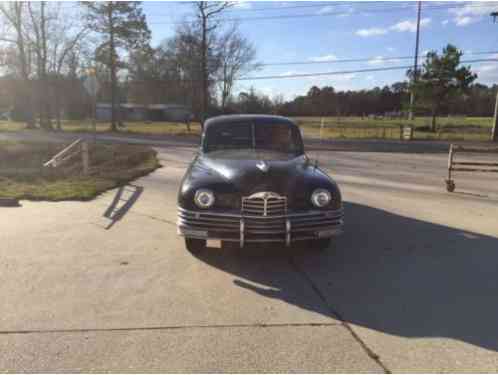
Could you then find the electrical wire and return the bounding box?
[260,51,498,67]
[146,3,495,25]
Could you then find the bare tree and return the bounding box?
[26,2,53,129]
[45,5,88,130]
[195,1,232,122]
[0,2,35,128]
[217,23,259,112]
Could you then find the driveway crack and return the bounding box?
[288,256,391,374]
[0,322,341,336]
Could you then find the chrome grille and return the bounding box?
[242,192,287,217]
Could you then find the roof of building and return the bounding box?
[97,103,191,111]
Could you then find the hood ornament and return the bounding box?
[256,160,269,173]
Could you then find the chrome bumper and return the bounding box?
[177,207,343,247]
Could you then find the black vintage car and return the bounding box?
[177,115,343,252]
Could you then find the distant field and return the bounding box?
[0,116,494,141]
[293,116,493,129]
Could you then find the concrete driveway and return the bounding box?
[1,144,498,372]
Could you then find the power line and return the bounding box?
[126,58,498,83]
[146,3,492,25]
[237,58,498,81]
[259,51,498,67]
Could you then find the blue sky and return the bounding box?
[143,1,498,100]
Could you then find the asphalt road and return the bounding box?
[2,140,498,372]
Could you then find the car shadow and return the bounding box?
[103,184,143,229]
[194,201,498,352]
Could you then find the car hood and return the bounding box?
[194,149,334,197]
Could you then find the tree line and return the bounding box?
[0,1,258,130]
[0,1,494,133]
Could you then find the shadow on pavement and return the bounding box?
[103,184,143,229]
[194,201,498,352]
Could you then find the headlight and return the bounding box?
[194,189,215,208]
[311,189,331,208]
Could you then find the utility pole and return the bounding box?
[490,11,498,141]
[409,1,422,121]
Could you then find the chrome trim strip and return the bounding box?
[285,219,291,247]
[177,234,334,243]
[178,206,343,219]
[240,218,245,248]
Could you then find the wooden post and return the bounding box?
[447,144,454,181]
[320,117,324,143]
[82,141,89,176]
[492,90,498,142]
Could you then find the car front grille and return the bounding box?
[178,191,343,246]
[241,192,287,217]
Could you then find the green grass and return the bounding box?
[0,141,160,201]
[1,116,494,141]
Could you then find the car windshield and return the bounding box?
[203,121,303,155]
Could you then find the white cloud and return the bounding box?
[390,17,431,32]
[337,4,354,18]
[334,73,356,81]
[279,71,299,77]
[366,75,375,81]
[475,63,498,83]
[232,1,252,9]
[386,47,395,52]
[355,27,388,37]
[368,56,386,65]
[306,73,356,83]
[309,54,338,62]
[449,2,496,27]
[441,19,449,26]
[302,74,357,91]
[317,5,334,15]
[455,16,477,26]
[368,56,402,65]
[355,17,430,37]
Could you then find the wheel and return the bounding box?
[185,238,206,254]
[446,180,455,193]
[312,238,332,251]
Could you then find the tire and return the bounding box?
[185,238,206,254]
[312,238,332,251]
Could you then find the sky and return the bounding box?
[140,0,498,100]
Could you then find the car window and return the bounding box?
[204,122,253,151]
[204,121,303,154]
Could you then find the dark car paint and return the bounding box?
[178,115,342,212]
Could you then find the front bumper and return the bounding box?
[177,206,343,247]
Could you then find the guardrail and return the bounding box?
[445,144,498,192]
[43,138,89,175]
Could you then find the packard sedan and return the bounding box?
[177,115,343,253]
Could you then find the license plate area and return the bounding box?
[206,239,222,248]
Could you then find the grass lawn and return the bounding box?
[0,140,160,201]
[0,116,494,141]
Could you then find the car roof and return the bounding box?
[203,114,297,130]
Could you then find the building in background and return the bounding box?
[96,103,193,122]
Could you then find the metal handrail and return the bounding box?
[43,138,89,175]
[43,139,82,167]
[445,144,498,192]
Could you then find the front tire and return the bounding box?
[185,238,206,254]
